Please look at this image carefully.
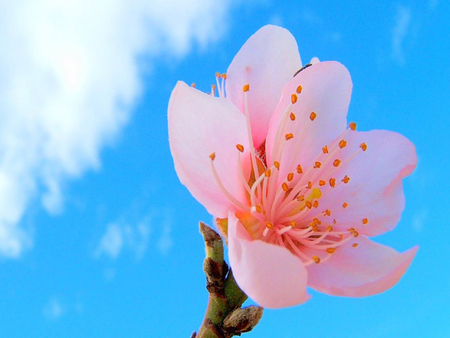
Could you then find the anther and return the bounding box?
[236,144,244,152]
[222,73,227,79]
[349,122,357,131]
[291,94,298,104]
[256,205,262,213]
[326,248,336,254]
[313,218,321,225]
[297,195,305,201]
[312,256,321,264]
[243,84,250,92]
[314,161,321,168]
[209,152,216,161]
[290,112,296,121]
[274,162,280,170]
[352,243,358,248]
[191,83,196,88]
[329,178,336,187]
[290,221,296,227]
[342,175,350,184]
[323,209,331,216]
[266,222,274,229]
[265,169,272,177]
[339,140,347,148]
[322,145,329,154]
[348,227,359,237]
[305,201,312,209]
[325,225,333,231]
[319,180,326,186]
[297,165,303,174]
[285,133,294,140]
[215,72,221,78]
[362,218,369,225]
[296,85,302,94]
[287,173,294,181]
[360,143,368,151]
[307,181,312,189]
[313,201,319,208]
[342,202,348,209]
[310,112,317,121]
[282,182,289,192]
[333,159,341,167]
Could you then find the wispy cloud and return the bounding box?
[43,297,64,321]
[156,210,173,255]
[0,0,233,258]
[392,5,412,65]
[95,217,152,260]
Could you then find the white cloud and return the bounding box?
[95,217,152,260]
[0,0,233,257]
[157,211,173,255]
[392,5,412,65]
[43,297,64,321]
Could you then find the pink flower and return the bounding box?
[169,25,418,309]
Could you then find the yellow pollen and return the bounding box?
[314,161,322,168]
[326,247,336,254]
[209,152,216,161]
[333,159,341,167]
[313,200,319,208]
[342,175,350,184]
[296,85,302,93]
[329,178,336,187]
[349,122,357,131]
[339,140,347,148]
[236,144,244,152]
[305,201,312,209]
[297,165,303,174]
[290,112,296,121]
[265,169,272,177]
[287,173,294,181]
[291,94,298,104]
[266,222,274,229]
[256,205,262,213]
[191,83,196,88]
[360,142,368,151]
[274,161,280,170]
[324,209,331,216]
[362,218,369,225]
[297,195,305,201]
[322,145,329,154]
[319,180,326,186]
[352,243,358,248]
[311,188,322,199]
[343,202,349,209]
[310,112,317,121]
[243,84,250,92]
[312,256,321,264]
[222,73,227,79]
[285,133,294,140]
[325,225,333,231]
[282,182,289,192]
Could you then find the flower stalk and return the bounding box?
[193,223,263,338]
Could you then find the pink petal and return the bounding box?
[314,130,417,236]
[306,237,418,297]
[168,82,250,218]
[226,25,302,148]
[227,211,310,309]
[265,61,352,182]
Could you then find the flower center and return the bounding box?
[209,75,369,266]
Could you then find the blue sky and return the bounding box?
[0,1,449,337]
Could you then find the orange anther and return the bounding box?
[362,218,369,225]
[285,133,294,140]
[290,112,296,121]
[312,256,321,264]
[287,173,294,181]
[333,159,341,167]
[296,85,302,94]
[297,165,303,174]
[329,178,336,187]
[314,161,321,168]
[291,93,298,104]
[243,84,250,92]
[282,182,289,192]
[310,112,317,121]
[339,140,347,148]
[342,202,348,209]
[322,145,329,154]
[360,142,368,151]
[319,180,326,186]
[209,152,216,161]
[236,144,244,152]
[342,175,350,184]
[326,248,336,254]
[349,122,357,131]
[274,161,280,170]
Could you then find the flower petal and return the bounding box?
[227,211,310,308]
[313,129,417,236]
[266,61,352,182]
[168,81,250,218]
[306,236,418,297]
[226,25,302,148]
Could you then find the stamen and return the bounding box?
[360,142,368,151]
[191,83,196,88]
[282,182,289,192]
[326,247,336,253]
[291,94,298,104]
[243,84,250,92]
[343,202,349,209]
[342,175,350,184]
[349,122,357,131]
[236,144,244,152]
[333,159,341,167]
[287,173,294,181]
[329,178,336,187]
[209,152,216,161]
[290,112,296,121]
[352,243,358,248]
[296,85,302,94]
[312,256,320,264]
[310,112,317,121]
[297,165,303,174]
[314,161,321,168]
[285,133,294,140]
[322,145,329,154]
[339,140,347,148]
[274,162,280,170]
[362,218,369,225]
[319,180,326,186]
